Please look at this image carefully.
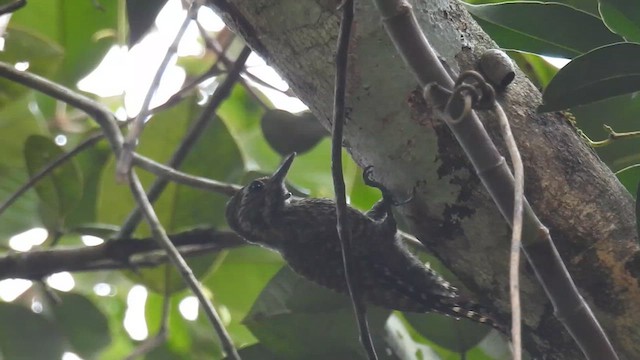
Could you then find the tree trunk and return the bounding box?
[208,0,640,358]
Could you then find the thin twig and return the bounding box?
[0,132,103,218]
[118,2,200,180]
[582,124,640,147]
[494,96,524,360]
[0,0,26,15]
[128,170,240,360]
[0,61,241,359]
[117,46,251,238]
[195,22,272,109]
[0,62,242,197]
[0,128,238,222]
[331,1,378,359]
[132,154,241,196]
[148,29,236,115]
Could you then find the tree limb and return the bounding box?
[0,228,246,280]
[205,1,639,358]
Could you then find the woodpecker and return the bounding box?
[225,153,504,331]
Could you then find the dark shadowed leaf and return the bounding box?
[403,312,492,353]
[0,302,66,359]
[465,2,622,58]
[540,43,640,112]
[127,0,169,46]
[244,267,398,359]
[226,344,281,360]
[52,292,111,359]
[64,140,112,229]
[261,109,327,156]
[24,135,83,226]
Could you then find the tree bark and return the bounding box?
[208,0,640,358]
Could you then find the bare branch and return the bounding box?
[0,61,242,359]
[118,2,199,179]
[0,228,245,280]
[117,46,251,238]
[128,171,240,360]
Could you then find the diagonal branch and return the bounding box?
[0,61,241,360]
[118,2,200,179]
[117,46,251,238]
[128,170,240,360]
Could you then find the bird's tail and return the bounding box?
[434,297,508,334]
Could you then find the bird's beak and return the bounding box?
[271,152,296,185]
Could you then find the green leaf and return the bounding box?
[261,109,327,156]
[0,303,66,360]
[286,138,359,198]
[508,51,558,89]
[244,267,394,359]
[598,0,640,42]
[403,312,492,353]
[0,97,44,239]
[65,139,112,229]
[226,344,281,360]
[0,26,64,108]
[205,247,284,346]
[97,95,243,293]
[465,2,622,58]
[10,0,119,86]
[616,165,640,197]
[98,96,243,236]
[550,0,600,16]
[0,164,41,240]
[218,85,279,172]
[145,291,192,355]
[540,43,640,112]
[23,135,83,227]
[52,292,111,359]
[571,93,640,171]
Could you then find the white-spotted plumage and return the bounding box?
[225,153,505,333]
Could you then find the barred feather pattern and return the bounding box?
[225,156,506,333]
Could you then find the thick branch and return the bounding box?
[0,228,246,280]
[206,1,640,359]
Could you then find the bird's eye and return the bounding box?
[248,180,264,192]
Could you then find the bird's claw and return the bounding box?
[363,166,413,206]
